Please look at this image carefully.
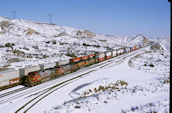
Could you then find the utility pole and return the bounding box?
[12,11,16,19]
[48,13,53,24]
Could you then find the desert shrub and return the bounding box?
[83,43,90,47]
[0,67,10,72]
[7,58,20,63]
[77,30,83,36]
[32,46,38,49]
[149,63,154,67]
[74,106,80,109]
[0,21,11,30]
[52,40,56,44]
[45,41,50,44]
[98,85,105,91]
[66,52,76,57]
[5,43,14,48]
[23,47,29,50]
[43,54,48,58]
[93,45,101,48]
[12,50,24,54]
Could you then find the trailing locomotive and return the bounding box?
[0,45,142,90]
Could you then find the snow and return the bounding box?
[159,38,170,52]
[0,17,170,113]
[0,17,150,70]
[0,46,169,113]
[0,85,24,95]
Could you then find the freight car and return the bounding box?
[0,70,20,90]
[116,48,124,55]
[0,45,142,90]
[105,51,112,60]
[112,50,117,57]
[96,53,105,62]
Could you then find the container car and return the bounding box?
[96,53,105,62]
[0,80,10,89]
[0,44,142,90]
[112,50,117,57]
[40,62,56,70]
[57,60,69,66]
[117,49,123,55]
[0,70,20,90]
[126,47,130,53]
[0,70,20,82]
[20,66,40,77]
[105,51,112,59]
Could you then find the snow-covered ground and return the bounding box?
[0,16,149,70]
[0,16,170,113]
[0,46,170,113]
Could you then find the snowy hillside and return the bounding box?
[159,38,170,52]
[0,16,150,70]
[0,16,170,113]
[0,46,169,113]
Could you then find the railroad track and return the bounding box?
[14,51,139,113]
[0,49,142,110]
[0,50,138,106]
[0,87,27,98]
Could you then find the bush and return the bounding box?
[83,43,90,47]
[45,41,50,44]
[66,52,76,57]
[32,46,38,49]
[43,54,48,58]
[0,21,11,29]
[5,43,14,48]
[74,106,80,109]
[52,40,56,44]
[149,63,154,67]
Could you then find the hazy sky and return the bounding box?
[0,0,170,38]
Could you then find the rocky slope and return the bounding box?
[0,16,150,70]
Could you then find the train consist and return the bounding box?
[0,45,142,90]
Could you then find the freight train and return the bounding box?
[0,45,142,90]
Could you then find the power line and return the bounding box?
[12,11,16,19]
[48,13,53,24]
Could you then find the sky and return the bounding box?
[0,0,170,38]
